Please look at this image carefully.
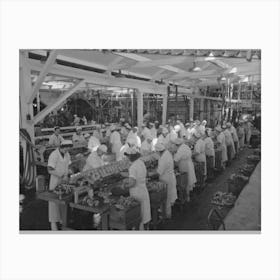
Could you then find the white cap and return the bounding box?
[162,127,168,134]
[125,146,140,155]
[215,126,222,132]
[61,140,73,147]
[155,142,165,152]
[84,133,90,138]
[174,125,181,132]
[98,144,108,153]
[76,127,82,131]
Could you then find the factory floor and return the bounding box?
[20,147,254,231]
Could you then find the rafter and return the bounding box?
[28,50,58,103]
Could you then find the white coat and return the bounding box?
[224,129,236,157]
[88,136,101,152]
[110,131,122,161]
[83,151,104,171]
[150,127,157,139]
[141,140,152,155]
[141,127,151,140]
[194,138,207,175]
[119,143,130,161]
[217,132,228,163]
[47,149,71,223]
[48,134,64,147]
[128,159,151,226]
[157,150,177,218]
[72,133,86,144]
[174,144,197,190]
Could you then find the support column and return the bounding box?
[189,97,194,121]
[162,93,168,125]
[207,99,211,125]
[19,51,35,142]
[199,98,204,121]
[137,89,143,129]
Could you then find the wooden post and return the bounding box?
[37,91,40,112]
[199,97,204,121]
[162,92,168,125]
[207,99,211,124]
[189,97,194,121]
[137,89,143,129]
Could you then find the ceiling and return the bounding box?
[28,49,261,92]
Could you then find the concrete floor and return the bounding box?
[20,147,254,231]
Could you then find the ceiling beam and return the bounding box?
[27,58,167,95]
[33,80,85,125]
[130,56,189,68]
[169,69,221,81]
[28,50,59,104]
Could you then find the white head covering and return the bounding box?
[162,127,168,134]
[110,125,116,131]
[226,122,232,128]
[84,133,90,138]
[61,140,73,147]
[98,144,108,153]
[146,133,153,141]
[173,138,184,145]
[125,123,131,129]
[174,125,181,132]
[76,126,82,131]
[155,142,165,152]
[215,126,222,132]
[125,146,140,155]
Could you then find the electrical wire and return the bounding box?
[20,129,36,189]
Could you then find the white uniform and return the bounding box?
[47,149,71,223]
[204,137,215,157]
[244,122,253,144]
[128,159,151,227]
[174,144,197,191]
[88,136,101,152]
[119,143,130,161]
[110,131,122,161]
[141,140,152,155]
[150,127,157,139]
[217,132,228,163]
[72,133,86,144]
[141,127,151,140]
[158,134,170,147]
[83,151,104,171]
[127,132,141,148]
[48,134,64,147]
[194,138,207,176]
[224,129,236,157]
[157,150,177,218]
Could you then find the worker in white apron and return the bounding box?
[155,142,177,219]
[215,126,228,168]
[83,144,107,171]
[193,131,207,177]
[173,138,197,201]
[123,146,151,230]
[110,125,122,161]
[47,140,73,230]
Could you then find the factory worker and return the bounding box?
[84,133,90,142]
[173,138,197,201]
[127,127,141,148]
[237,121,245,149]
[82,115,87,125]
[105,124,112,138]
[88,132,101,152]
[154,120,160,130]
[83,144,107,171]
[120,123,130,139]
[227,122,239,155]
[199,120,207,135]
[73,114,80,126]
[184,123,192,140]
[190,120,201,136]
[119,137,135,161]
[140,133,153,155]
[48,126,64,147]
[110,125,122,161]
[214,126,227,168]
[222,124,235,163]
[157,127,170,147]
[204,129,215,180]
[149,123,157,139]
[47,140,73,230]
[172,124,180,140]
[244,120,253,145]
[141,123,151,140]
[155,142,177,219]
[193,131,207,177]
[72,127,86,144]
[123,146,151,230]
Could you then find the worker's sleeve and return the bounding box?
[194,142,201,154]
[128,164,137,180]
[47,151,57,169]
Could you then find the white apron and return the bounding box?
[217,132,228,163]
[157,150,177,218]
[47,149,71,223]
[128,159,151,227]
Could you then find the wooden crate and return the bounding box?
[109,203,141,230]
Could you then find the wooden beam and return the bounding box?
[132,56,188,68]
[151,69,166,80]
[28,50,58,103]
[107,56,124,72]
[33,80,85,124]
[27,58,167,95]
[169,69,220,81]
